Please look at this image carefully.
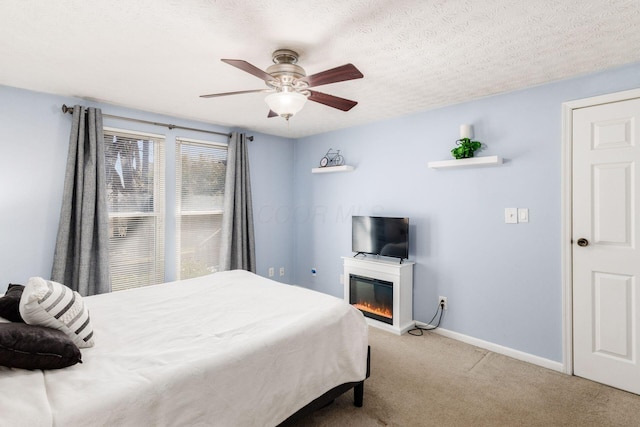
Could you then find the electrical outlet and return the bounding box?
[279,267,285,277]
[268,267,274,277]
[439,296,448,310]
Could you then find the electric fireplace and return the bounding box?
[343,256,414,335]
[349,274,393,325]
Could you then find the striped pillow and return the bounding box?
[19,277,94,348]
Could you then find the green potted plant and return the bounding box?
[451,138,482,159]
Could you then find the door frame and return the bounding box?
[561,87,640,375]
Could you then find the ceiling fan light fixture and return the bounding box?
[265,91,307,120]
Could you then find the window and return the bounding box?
[176,138,227,279]
[104,128,165,291]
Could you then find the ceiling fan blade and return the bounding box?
[200,89,271,98]
[308,90,358,111]
[302,64,363,88]
[267,110,279,118]
[221,59,274,82]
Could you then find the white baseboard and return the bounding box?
[415,322,564,373]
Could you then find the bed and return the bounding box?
[0,270,369,426]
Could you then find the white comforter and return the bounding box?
[0,270,368,427]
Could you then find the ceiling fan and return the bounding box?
[200,49,363,120]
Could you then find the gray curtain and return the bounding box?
[52,105,111,295]
[219,132,256,272]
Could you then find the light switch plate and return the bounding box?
[518,208,529,223]
[505,208,518,224]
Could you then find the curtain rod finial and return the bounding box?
[61,104,72,114]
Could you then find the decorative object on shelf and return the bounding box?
[451,124,482,159]
[319,148,345,167]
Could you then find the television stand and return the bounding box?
[343,256,415,335]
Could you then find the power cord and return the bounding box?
[408,299,445,336]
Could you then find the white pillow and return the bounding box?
[19,277,95,348]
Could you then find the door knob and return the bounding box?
[577,238,589,247]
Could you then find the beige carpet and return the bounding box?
[292,327,640,426]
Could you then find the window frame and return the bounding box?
[175,136,228,280]
[103,127,166,291]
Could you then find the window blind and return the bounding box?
[176,138,227,279]
[104,129,165,291]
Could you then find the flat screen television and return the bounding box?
[352,216,409,260]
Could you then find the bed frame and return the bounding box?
[278,346,371,426]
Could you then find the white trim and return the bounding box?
[103,126,165,140]
[563,88,640,110]
[560,87,640,376]
[416,322,564,372]
[179,210,224,216]
[109,212,159,218]
[176,136,228,147]
[561,101,574,375]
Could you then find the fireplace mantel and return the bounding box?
[343,256,415,335]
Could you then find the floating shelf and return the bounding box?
[311,165,355,174]
[428,155,503,169]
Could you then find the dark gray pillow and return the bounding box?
[0,284,25,322]
[0,323,82,370]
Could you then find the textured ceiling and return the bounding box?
[1,0,639,138]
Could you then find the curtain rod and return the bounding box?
[61,104,253,141]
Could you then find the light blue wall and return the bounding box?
[3,61,640,362]
[0,85,295,291]
[291,62,640,362]
[244,131,296,281]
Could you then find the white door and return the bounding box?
[573,97,640,394]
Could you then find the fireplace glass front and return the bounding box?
[349,274,393,324]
